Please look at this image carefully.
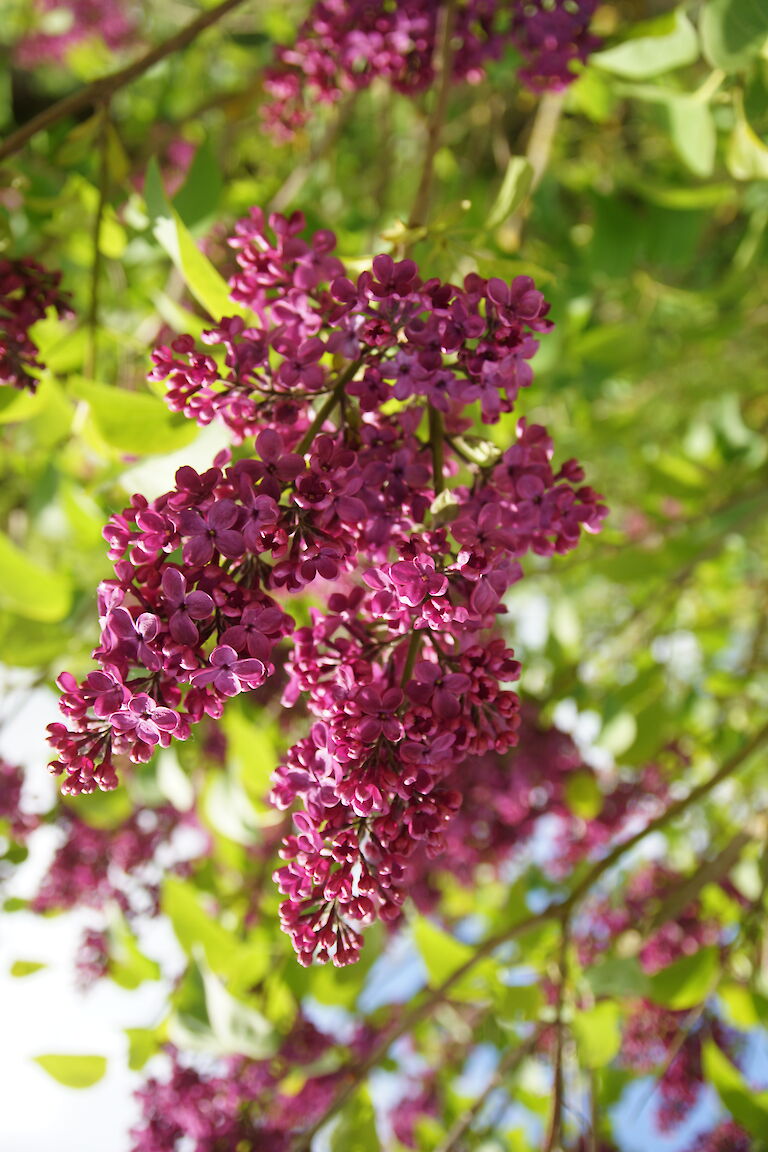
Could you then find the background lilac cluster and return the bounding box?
[263,0,600,137]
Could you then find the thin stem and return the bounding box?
[85,102,111,380]
[404,0,456,242]
[567,719,768,907]
[508,89,566,246]
[295,359,362,455]
[0,0,251,163]
[400,631,422,689]
[268,93,355,214]
[429,404,445,496]
[543,913,570,1152]
[435,1028,544,1152]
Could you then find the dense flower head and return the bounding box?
[15,0,140,68]
[0,257,72,391]
[687,1121,751,1152]
[577,861,742,1133]
[50,209,606,964]
[620,1002,738,1133]
[131,1020,374,1152]
[0,758,39,842]
[30,804,189,918]
[262,0,600,138]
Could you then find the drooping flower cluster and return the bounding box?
[687,1121,751,1152]
[0,757,39,843]
[49,209,606,964]
[15,0,140,68]
[30,803,190,918]
[580,862,742,1133]
[621,1002,737,1133]
[0,257,71,391]
[263,0,600,138]
[131,1020,374,1152]
[398,716,670,916]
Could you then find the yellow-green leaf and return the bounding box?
[34,1054,107,1089]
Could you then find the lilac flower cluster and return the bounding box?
[30,805,186,918]
[400,715,670,916]
[131,1019,374,1152]
[49,209,605,964]
[0,257,71,391]
[16,0,140,69]
[263,0,600,138]
[0,758,39,842]
[688,1122,751,1152]
[580,863,742,1133]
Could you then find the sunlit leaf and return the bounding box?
[33,1054,107,1089]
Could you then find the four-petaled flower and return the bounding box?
[190,645,267,697]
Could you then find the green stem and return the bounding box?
[402,0,456,249]
[85,102,110,380]
[295,359,362,455]
[435,1028,544,1152]
[400,631,422,688]
[507,88,566,246]
[0,0,252,162]
[429,404,445,496]
[543,913,570,1152]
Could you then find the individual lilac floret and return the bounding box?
[190,646,268,697]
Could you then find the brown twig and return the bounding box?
[85,102,111,380]
[435,1028,544,1152]
[543,913,570,1152]
[0,0,252,163]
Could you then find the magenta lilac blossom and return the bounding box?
[16,0,140,68]
[49,209,606,964]
[263,0,600,138]
[0,258,72,391]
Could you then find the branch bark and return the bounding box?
[0,0,252,163]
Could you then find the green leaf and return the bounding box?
[665,95,717,177]
[34,1054,107,1089]
[486,157,533,230]
[413,917,474,986]
[109,914,161,990]
[71,376,198,456]
[586,956,651,999]
[146,157,241,321]
[648,945,719,1009]
[125,1028,160,1072]
[727,91,768,179]
[564,769,602,820]
[173,139,223,228]
[0,531,72,622]
[330,1087,379,1152]
[572,1002,622,1068]
[703,1041,768,1136]
[10,960,46,977]
[592,11,699,79]
[200,962,277,1059]
[700,0,768,72]
[161,876,270,992]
